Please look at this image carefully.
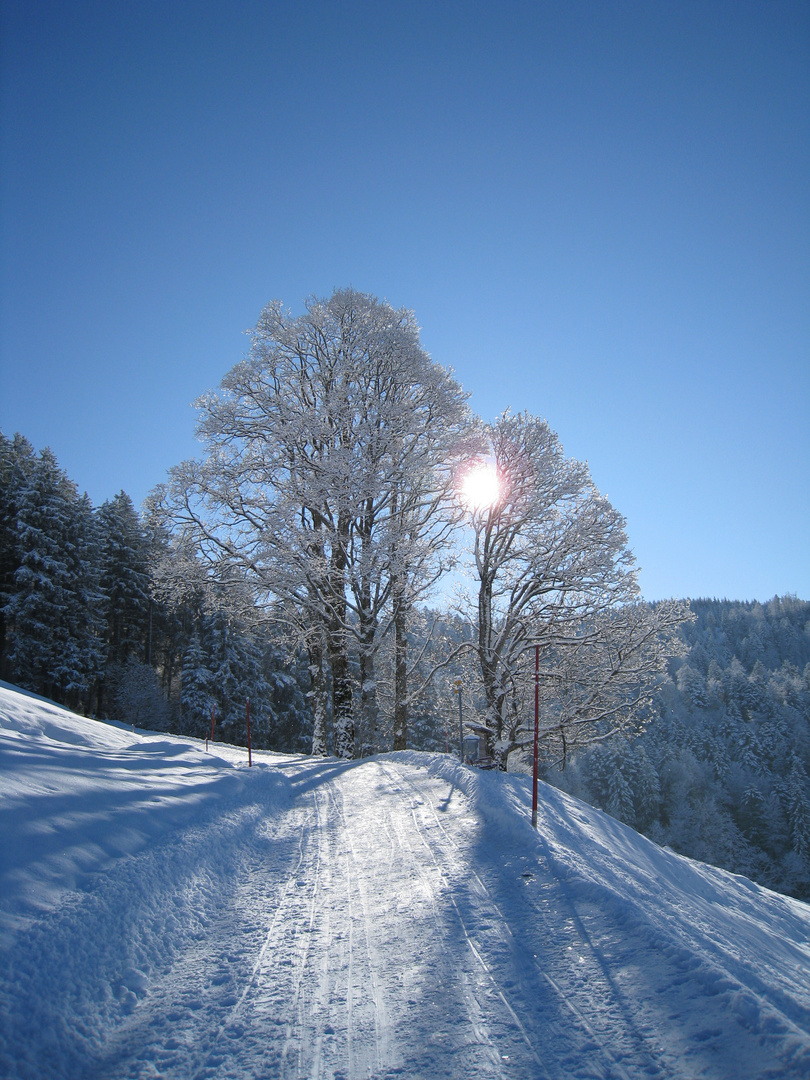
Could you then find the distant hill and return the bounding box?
[548,595,810,900]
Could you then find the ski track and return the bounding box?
[3,732,810,1080]
[378,759,644,1080]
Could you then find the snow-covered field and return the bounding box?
[1,683,809,1080]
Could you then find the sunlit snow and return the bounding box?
[1,681,809,1079]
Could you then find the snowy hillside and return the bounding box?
[1,683,809,1080]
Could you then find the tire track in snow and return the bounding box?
[385,807,524,1078]
[331,774,396,1077]
[277,782,326,1078]
[181,798,320,1080]
[13,752,665,1079]
[364,770,511,1078]
[192,764,402,1080]
[380,759,665,1080]
[272,770,402,1079]
[88,786,316,1080]
[194,771,339,1080]
[228,800,313,1018]
[376,761,546,1078]
[2,775,301,1080]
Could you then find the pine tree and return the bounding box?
[212,614,273,747]
[0,432,37,673]
[178,607,276,747]
[97,492,151,665]
[179,628,216,738]
[3,447,102,705]
[111,657,172,730]
[264,644,312,752]
[784,754,810,864]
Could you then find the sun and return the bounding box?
[460,462,500,510]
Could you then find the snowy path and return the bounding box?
[2,685,810,1079]
[79,758,559,1080]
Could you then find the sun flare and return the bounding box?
[460,463,500,510]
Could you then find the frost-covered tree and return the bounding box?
[179,627,216,735]
[97,492,152,666]
[109,657,172,731]
[370,604,477,754]
[1,443,103,706]
[153,288,470,758]
[458,410,690,769]
[784,754,810,863]
[0,432,38,670]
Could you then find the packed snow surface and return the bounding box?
[1,683,810,1079]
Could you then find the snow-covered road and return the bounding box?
[2,684,810,1079]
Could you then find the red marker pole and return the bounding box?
[246,698,252,767]
[531,644,539,829]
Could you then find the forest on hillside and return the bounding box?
[549,596,810,901]
[0,431,312,753]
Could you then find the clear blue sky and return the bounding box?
[2,1,808,602]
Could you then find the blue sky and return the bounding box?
[1,0,808,602]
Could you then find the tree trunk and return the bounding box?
[307,637,328,756]
[477,569,506,765]
[393,592,408,751]
[355,566,379,755]
[329,520,354,759]
[330,630,354,759]
[358,639,378,755]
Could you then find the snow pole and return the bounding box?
[532,644,539,829]
[455,677,463,761]
[246,698,252,767]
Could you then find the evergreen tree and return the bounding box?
[179,627,216,738]
[264,645,312,753]
[3,446,102,706]
[0,432,37,672]
[784,754,810,863]
[110,656,172,730]
[97,492,151,665]
[178,607,277,747]
[96,492,154,715]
